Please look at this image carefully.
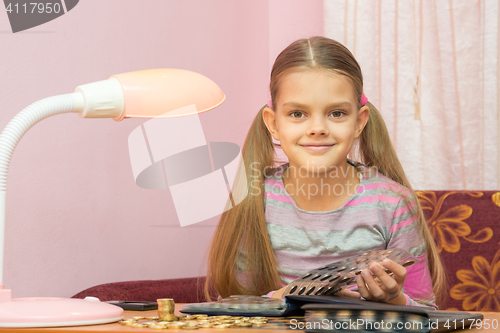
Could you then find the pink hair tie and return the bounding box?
[267,99,273,109]
[361,93,368,106]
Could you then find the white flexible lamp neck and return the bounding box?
[0,93,84,287]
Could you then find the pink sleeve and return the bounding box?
[403,253,437,309]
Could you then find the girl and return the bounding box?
[206,36,445,308]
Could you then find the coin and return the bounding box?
[236,322,253,327]
[149,323,167,329]
[213,324,231,329]
[182,325,199,330]
[198,323,213,328]
[169,321,187,329]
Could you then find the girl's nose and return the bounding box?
[306,116,329,136]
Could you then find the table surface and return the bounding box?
[0,305,498,332]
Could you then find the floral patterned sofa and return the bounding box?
[418,190,500,312]
[73,191,500,311]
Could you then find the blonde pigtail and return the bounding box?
[205,106,281,300]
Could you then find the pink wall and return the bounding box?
[0,0,322,298]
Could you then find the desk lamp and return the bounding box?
[0,69,225,327]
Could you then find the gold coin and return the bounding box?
[130,323,149,328]
[252,316,267,320]
[149,323,167,329]
[216,315,231,320]
[169,322,187,329]
[118,320,136,326]
[159,314,177,321]
[220,320,234,324]
[182,325,199,330]
[236,322,252,327]
[146,316,160,320]
[198,323,213,328]
[213,324,231,329]
[131,316,145,321]
[250,321,267,326]
[194,314,208,318]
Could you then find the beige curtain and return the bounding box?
[325,0,500,190]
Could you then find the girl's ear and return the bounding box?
[354,105,370,139]
[262,107,280,141]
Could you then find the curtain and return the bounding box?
[325,0,499,190]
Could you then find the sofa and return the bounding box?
[72,190,500,311]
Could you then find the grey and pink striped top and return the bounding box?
[263,163,436,308]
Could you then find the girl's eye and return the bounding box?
[330,111,344,118]
[290,111,304,118]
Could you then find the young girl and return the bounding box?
[206,36,445,308]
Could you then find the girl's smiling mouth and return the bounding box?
[300,143,335,152]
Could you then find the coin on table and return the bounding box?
[198,323,214,328]
[193,314,208,319]
[213,324,231,329]
[130,323,149,328]
[169,321,187,329]
[236,322,253,327]
[149,323,167,330]
[182,325,199,330]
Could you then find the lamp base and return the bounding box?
[0,296,124,328]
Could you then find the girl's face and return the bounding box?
[263,68,369,174]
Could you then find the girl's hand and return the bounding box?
[355,259,407,304]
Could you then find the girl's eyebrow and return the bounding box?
[282,101,352,108]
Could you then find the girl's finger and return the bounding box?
[355,274,372,299]
[369,263,399,295]
[382,259,407,285]
[360,268,387,300]
[335,288,361,299]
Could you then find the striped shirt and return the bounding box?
[263,163,436,308]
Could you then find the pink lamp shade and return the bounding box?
[111,69,226,121]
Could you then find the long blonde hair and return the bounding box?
[206,36,445,306]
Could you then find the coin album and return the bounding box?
[181,295,289,316]
[282,248,418,298]
[181,248,419,317]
